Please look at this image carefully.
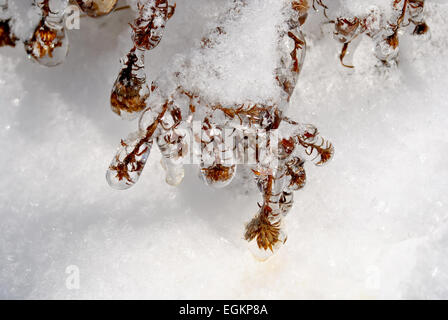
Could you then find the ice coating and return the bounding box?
[106,131,153,190]
[106,0,333,257]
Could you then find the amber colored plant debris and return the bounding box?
[0,20,16,47]
[110,49,149,118]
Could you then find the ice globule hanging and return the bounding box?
[131,0,176,51]
[25,0,69,67]
[110,48,150,120]
[106,130,154,190]
[199,125,237,189]
[109,0,176,120]
[0,0,16,47]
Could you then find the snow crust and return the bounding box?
[0,0,448,299]
[176,0,285,106]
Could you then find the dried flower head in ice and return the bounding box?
[106,0,334,260]
[201,164,236,187]
[109,0,176,121]
[245,204,283,252]
[25,19,68,66]
[0,0,124,67]
[130,0,176,51]
[0,19,16,47]
[110,48,150,119]
[76,0,118,17]
[21,1,69,66]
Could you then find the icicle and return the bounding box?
[248,226,287,261]
[156,106,186,186]
[25,1,69,67]
[110,48,150,120]
[75,0,117,17]
[131,0,175,51]
[199,124,237,188]
[157,131,185,186]
[106,131,153,190]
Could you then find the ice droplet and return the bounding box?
[248,229,287,262]
[199,163,236,188]
[106,133,152,190]
[110,48,149,120]
[24,19,68,67]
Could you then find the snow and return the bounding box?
[178,0,284,106]
[1,0,448,299]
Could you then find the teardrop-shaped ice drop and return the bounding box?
[106,131,152,190]
[24,20,69,67]
[110,49,149,120]
[157,128,186,186]
[248,229,287,261]
[160,157,185,186]
[199,163,236,188]
[76,0,117,17]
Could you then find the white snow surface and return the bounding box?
[178,0,284,106]
[1,0,448,299]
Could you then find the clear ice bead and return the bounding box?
[106,132,152,190]
[157,131,186,186]
[199,163,236,188]
[248,228,287,261]
[25,19,69,67]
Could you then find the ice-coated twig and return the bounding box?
[106,0,334,259]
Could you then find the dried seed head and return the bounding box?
[200,163,236,188]
[110,49,149,120]
[131,0,175,51]
[0,20,16,47]
[76,0,118,17]
[106,132,153,190]
[25,20,68,67]
[245,208,283,252]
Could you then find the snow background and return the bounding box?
[1,0,448,299]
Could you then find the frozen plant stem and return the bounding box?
[106,0,334,260]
